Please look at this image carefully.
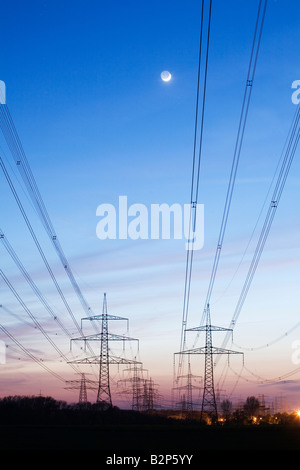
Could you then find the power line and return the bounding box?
[213,100,300,344]
[0,323,65,383]
[0,152,83,335]
[234,321,300,352]
[0,267,82,375]
[0,103,94,319]
[0,227,99,375]
[215,102,300,395]
[178,0,212,378]
[175,1,267,411]
[198,0,267,330]
[229,362,300,386]
[0,227,74,339]
[221,102,300,350]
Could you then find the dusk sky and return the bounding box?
[0,0,299,411]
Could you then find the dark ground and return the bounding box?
[1,423,300,452]
[1,397,300,455]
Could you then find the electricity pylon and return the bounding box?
[174,361,202,418]
[79,373,88,403]
[68,293,141,409]
[65,373,98,404]
[143,377,159,411]
[176,304,243,423]
[118,362,148,411]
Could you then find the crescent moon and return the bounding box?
[161,71,172,82]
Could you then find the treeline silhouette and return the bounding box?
[0,395,173,425]
[0,395,299,426]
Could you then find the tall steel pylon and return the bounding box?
[68,293,141,409]
[176,304,243,423]
[201,305,218,419]
[97,292,111,405]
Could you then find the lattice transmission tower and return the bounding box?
[68,293,141,409]
[65,373,98,404]
[142,378,160,411]
[118,362,148,411]
[176,304,243,423]
[174,361,202,419]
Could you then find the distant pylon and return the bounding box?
[79,373,88,404]
[175,361,201,418]
[130,363,146,411]
[143,379,153,411]
[176,304,243,423]
[143,377,159,411]
[118,362,148,411]
[65,373,98,404]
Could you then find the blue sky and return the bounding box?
[0,0,300,410]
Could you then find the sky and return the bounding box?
[0,0,299,412]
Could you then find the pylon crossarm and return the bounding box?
[67,355,100,364]
[109,355,142,365]
[175,347,206,355]
[211,346,243,355]
[65,379,98,385]
[71,332,138,346]
[186,325,233,332]
[68,355,142,365]
[81,314,129,329]
[177,346,243,356]
[174,384,202,390]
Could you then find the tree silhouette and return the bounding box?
[243,396,260,420]
[221,399,233,420]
